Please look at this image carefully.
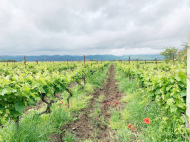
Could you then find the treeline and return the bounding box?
[0,59,16,62]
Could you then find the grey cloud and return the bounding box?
[0,0,189,55]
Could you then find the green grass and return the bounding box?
[110,70,190,142]
[97,95,104,102]
[100,115,107,126]
[0,66,110,142]
[0,106,72,142]
[83,139,93,142]
[62,131,75,142]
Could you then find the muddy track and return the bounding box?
[52,64,123,142]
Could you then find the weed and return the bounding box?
[100,115,107,126]
[98,95,104,102]
[62,131,75,142]
[111,70,190,142]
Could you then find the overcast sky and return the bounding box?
[0,0,190,56]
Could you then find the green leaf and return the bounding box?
[170,104,177,112]
[167,98,174,106]
[170,79,174,83]
[178,71,186,80]
[175,76,180,81]
[178,82,185,87]
[176,100,185,109]
[11,110,20,117]
[15,103,25,113]
[156,89,161,94]
[166,85,172,91]
[0,87,16,96]
[35,97,41,102]
[149,92,155,97]
[180,90,186,97]
[0,105,4,110]
[0,88,8,96]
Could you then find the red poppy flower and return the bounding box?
[65,104,67,105]
[114,100,117,103]
[131,126,135,130]
[61,101,63,104]
[107,102,110,105]
[143,118,150,124]
[68,105,70,108]
[128,125,131,128]
[114,102,117,105]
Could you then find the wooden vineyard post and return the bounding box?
[36,60,38,64]
[84,55,85,67]
[145,60,146,65]
[84,55,85,85]
[121,60,122,64]
[84,76,86,85]
[129,56,130,64]
[14,60,15,66]
[129,57,131,81]
[173,54,175,65]
[67,59,69,68]
[155,58,157,64]
[186,31,190,128]
[24,56,26,69]
[7,60,8,66]
[101,60,103,70]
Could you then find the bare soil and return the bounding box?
[51,64,124,142]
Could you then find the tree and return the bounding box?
[160,47,178,62]
[176,43,187,63]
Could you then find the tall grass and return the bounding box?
[110,71,190,142]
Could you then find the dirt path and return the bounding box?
[56,64,123,142]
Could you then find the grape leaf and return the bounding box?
[0,88,8,96]
[180,90,186,97]
[170,104,177,113]
[15,103,25,113]
[175,76,180,81]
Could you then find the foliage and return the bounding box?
[112,70,189,141]
[177,43,188,63]
[0,59,16,62]
[0,62,109,142]
[0,61,110,125]
[160,47,178,62]
[116,61,186,116]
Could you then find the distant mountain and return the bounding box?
[0,55,164,61]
